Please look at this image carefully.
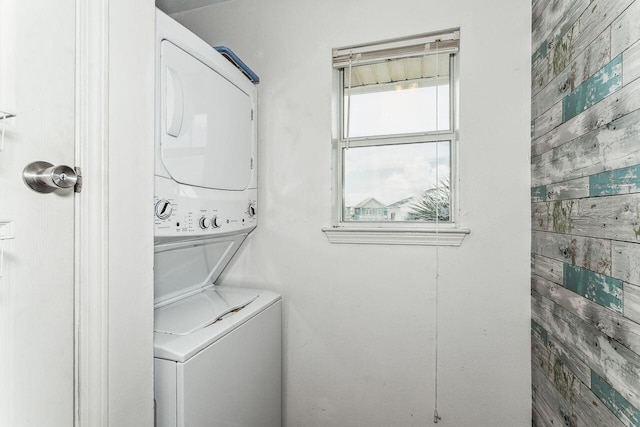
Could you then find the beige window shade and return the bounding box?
[345,53,450,89]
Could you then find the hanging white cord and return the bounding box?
[345,54,353,150]
[433,41,442,425]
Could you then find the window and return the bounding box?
[324,30,469,246]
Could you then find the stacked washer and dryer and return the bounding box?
[153,10,281,427]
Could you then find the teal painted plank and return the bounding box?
[591,371,640,426]
[531,319,548,345]
[562,55,623,123]
[531,185,547,203]
[590,164,640,197]
[592,371,615,408]
[532,42,547,67]
[563,264,623,314]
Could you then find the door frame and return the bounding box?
[75,1,155,425]
[74,0,109,423]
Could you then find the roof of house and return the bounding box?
[353,197,387,209]
[386,196,415,208]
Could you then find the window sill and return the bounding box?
[321,226,469,246]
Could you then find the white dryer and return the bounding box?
[154,10,281,427]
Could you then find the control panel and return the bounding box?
[154,176,257,241]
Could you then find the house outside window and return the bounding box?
[325,30,468,245]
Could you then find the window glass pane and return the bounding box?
[343,141,450,222]
[343,54,450,138]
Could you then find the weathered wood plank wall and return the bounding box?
[531,0,640,425]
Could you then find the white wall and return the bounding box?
[108,1,155,425]
[175,1,531,425]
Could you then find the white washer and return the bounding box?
[154,10,281,427]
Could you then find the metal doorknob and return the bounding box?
[23,161,79,194]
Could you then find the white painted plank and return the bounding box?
[611,0,640,58]
[570,27,612,92]
[532,0,555,27]
[532,194,640,243]
[623,39,640,86]
[532,28,611,117]
[530,230,568,264]
[612,241,640,286]
[532,75,640,156]
[532,335,589,391]
[532,291,640,410]
[575,380,627,427]
[533,0,633,82]
[573,0,635,56]
[531,407,546,427]
[532,109,640,187]
[531,2,640,425]
[546,332,592,386]
[571,234,612,275]
[624,282,640,325]
[531,25,576,97]
[533,101,562,138]
[533,0,634,84]
[532,0,591,60]
[532,341,625,427]
[546,177,589,201]
[531,58,570,119]
[532,407,552,427]
[533,275,640,356]
[533,254,564,284]
[531,230,612,275]
[532,365,582,426]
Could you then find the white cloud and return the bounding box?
[344,142,449,206]
[342,77,451,208]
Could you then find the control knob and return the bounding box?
[247,202,256,218]
[155,199,173,220]
[199,217,211,229]
[211,216,221,228]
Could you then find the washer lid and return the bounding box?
[154,234,247,305]
[154,287,258,336]
[154,286,281,362]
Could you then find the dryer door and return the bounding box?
[160,41,254,190]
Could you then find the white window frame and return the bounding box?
[323,30,469,246]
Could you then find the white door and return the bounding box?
[0,0,76,425]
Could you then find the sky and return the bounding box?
[344,141,450,207]
[343,83,451,207]
[345,84,450,138]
